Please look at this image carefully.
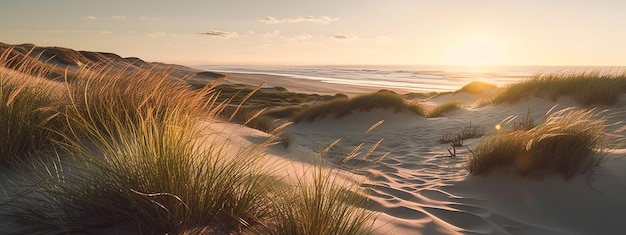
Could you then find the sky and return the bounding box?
[1,0,625,66]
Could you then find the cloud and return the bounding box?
[259,15,338,24]
[295,33,312,41]
[261,30,280,39]
[259,16,281,24]
[83,16,97,20]
[146,31,165,38]
[282,33,314,43]
[112,16,126,20]
[98,30,113,34]
[331,34,358,40]
[198,30,239,38]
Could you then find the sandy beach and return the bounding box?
[220,72,417,96]
[219,72,626,235]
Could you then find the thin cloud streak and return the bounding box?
[198,30,239,38]
[146,31,165,38]
[259,15,338,24]
[331,34,358,40]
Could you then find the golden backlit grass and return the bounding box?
[468,108,613,179]
[9,63,275,233]
[457,81,497,94]
[1,51,375,234]
[492,71,626,105]
[269,164,374,235]
[0,50,65,166]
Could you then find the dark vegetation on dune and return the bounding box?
[291,90,426,122]
[196,71,226,79]
[0,42,215,81]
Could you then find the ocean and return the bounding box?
[194,65,626,93]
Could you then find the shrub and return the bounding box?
[468,108,612,179]
[492,71,626,105]
[439,122,484,144]
[512,108,537,131]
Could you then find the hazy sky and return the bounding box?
[1,0,625,66]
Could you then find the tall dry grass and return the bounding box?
[0,49,65,166]
[269,165,374,235]
[492,71,626,105]
[1,54,377,234]
[7,64,276,233]
[469,108,614,179]
[268,132,379,235]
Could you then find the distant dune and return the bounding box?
[0,42,224,84]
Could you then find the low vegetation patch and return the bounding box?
[512,108,537,131]
[224,106,293,148]
[468,108,613,179]
[439,122,484,145]
[214,84,323,108]
[456,81,497,94]
[292,90,425,122]
[427,101,461,118]
[492,71,626,105]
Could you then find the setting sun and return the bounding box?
[444,35,507,66]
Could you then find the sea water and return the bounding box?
[195,65,626,93]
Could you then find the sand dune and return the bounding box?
[277,89,626,235]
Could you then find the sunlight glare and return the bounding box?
[444,35,507,66]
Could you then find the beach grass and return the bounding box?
[269,165,374,235]
[7,63,277,233]
[213,84,323,107]
[492,71,626,105]
[292,90,425,122]
[427,101,461,118]
[268,137,377,235]
[0,50,65,167]
[1,56,375,233]
[468,108,612,179]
